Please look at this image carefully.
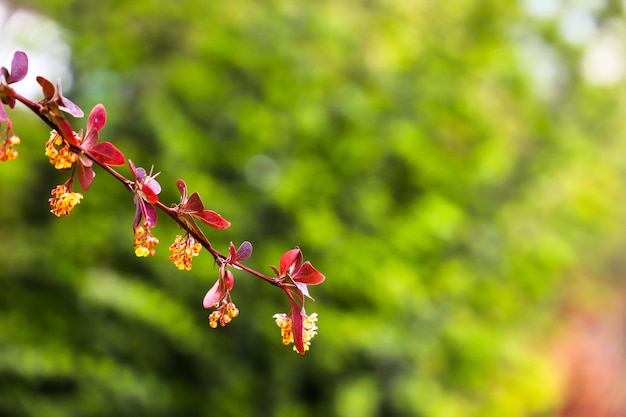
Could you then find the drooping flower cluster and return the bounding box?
[0,53,27,162]
[49,184,83,216]
[274,312,318,352]
[0,133,20,161]
[1,50,327,356]
[169,234,202,270]
[129,160,162,257]
[0,52,27,137]
[202,241,252,327]
[45,130,79,169]
[133,225,159,257]
[208,299,240,328]
[271,247,325,354]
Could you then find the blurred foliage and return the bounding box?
[3,0,626,416]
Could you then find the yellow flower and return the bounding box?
[208,301,239,328]
[169,234,202,270]
[133,225,159,257]
[49,185,83,216]
[45,130,79,170]
[0,135,20,161]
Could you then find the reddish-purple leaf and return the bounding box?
[293,262,325,286]
[132,163,160,202]
[0,67,9,84]
[294,281,314,301]
[186,192,204,212]
[142,184,160,204]
[228,242,237,261]
[203,279,224,309]
[51,79,83,117]
[146,176,161,195]
[128,160,137,177]
[290,301,305,355]
[51,116,80,147]
[193,209,230,229]
[82,129,98,149]
[176,179,187,200]
[291,284,306,306]
[144,204,158,227]
[236,241,253,262]
[78,164,95,190]
[0,104,8,122]
[90,142,126,166]
[132,198,142,229]
[133,164,146,182]
[37,76,55,100]
[78,153,93,168]
[59,96,84,118]
[224,270,234,291]
[279,248,301,276]
[178,212,208,243]
[2,95,16,109]
[87,104,106,131]
[9,51,28,83]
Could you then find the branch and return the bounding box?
[0,50,324,354]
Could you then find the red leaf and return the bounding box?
[224,270,234,291]
[128,160,138,179]
[203,279,224,309]
[78,164,95,191]
[142,184,159,204]
[186,192,204,212]
[145,176,161,195]
[293,262,325,285]
[87,104,106,131]
[36,76,55,100]
[290,300,305,355]
[279,248,301,276]
[176,179,187,200]
[82,129,98,149]
[52,116,80,147]
[194,209,230,229]
[90,142,126,166]
[9,51,28,83]
[228,242,237,261]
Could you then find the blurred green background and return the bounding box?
[2,0,626,416]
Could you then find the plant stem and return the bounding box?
[12,90,280,287]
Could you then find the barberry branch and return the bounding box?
[0,50,325,354]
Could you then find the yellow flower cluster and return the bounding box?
[49,185,83,217]
[208,301,239,328]
[169,234,202,270]
[273,312,318,353]
[45,130,78,170]
[133,225,159,257]
[0,135,20,161]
